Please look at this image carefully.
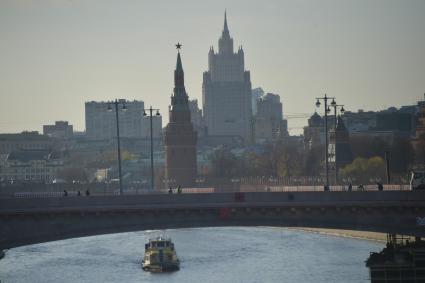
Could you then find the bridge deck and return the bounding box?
[1,191,425,250]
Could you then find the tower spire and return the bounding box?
[172,43,189,112]
[219,10,233,54]
[223,10,229,35]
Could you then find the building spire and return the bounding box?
[219,10,233,54]
[175,42,183,71]
[172,43,189,112]
[223,10,229,35]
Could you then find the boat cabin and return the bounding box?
[145,238,175,251]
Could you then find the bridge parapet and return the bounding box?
[1,191,425,250]
[0,191,424,212]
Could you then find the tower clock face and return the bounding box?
[328,143,336,162]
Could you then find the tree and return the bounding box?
[389,138,414,174]
[303,145,324,176]
[350,136,390,159]
[276,143,303,177]
[414,133,425,166]
[57,167,89,183]
[208,147,238,177]
[340,156,386,184]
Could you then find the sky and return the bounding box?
[0,0,424,135]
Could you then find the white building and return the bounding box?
[0,149,63,183]
[85,100,145,140]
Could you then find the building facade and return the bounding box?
[254,93,288,142]
[85,100,145,140]
[0,131,56,154]
[43,121,73,139]
[189,99,206,138]
[251,87,264,115]
[0,149,63,183]
[411,94,425,165]
[141,115,163,139]
[164,49,197,188]
[328,116,353,183]
[202,13,252,143]
[303,112,325,148]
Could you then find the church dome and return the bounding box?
[308,112,323,127]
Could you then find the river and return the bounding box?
[0,227,383,283]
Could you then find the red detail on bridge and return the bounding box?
[219,207,230,219]
[234,192,245,202]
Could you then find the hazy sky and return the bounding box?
[1,0,424,135]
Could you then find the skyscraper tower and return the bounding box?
[164,45,197,187]
[202,12,252,143]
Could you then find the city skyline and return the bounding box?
[1,0,424,135]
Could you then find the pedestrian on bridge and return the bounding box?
[177,185,182,194]
[168,187,173,194]
[63,190,68,197]
[85,189,90,196]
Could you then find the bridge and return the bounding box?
[1,190,425,250]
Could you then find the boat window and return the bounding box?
[414,173,424,179]
[157,241,165,247]
[152,242,156,248]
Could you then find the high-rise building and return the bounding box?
[164,49,197,188]
[189,99,206,137]
[251,87,264,115]
[202,12,252,143]
[255,93,288,142]
[85,100,145,140]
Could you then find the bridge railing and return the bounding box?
[4,184,411,199]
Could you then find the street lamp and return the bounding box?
[315,94,336,189]
[143,106,161,191]
[107,99,127,195]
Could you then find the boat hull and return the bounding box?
[142,261,180,272]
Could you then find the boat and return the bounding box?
[141,236,180,272]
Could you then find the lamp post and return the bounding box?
[315,94,336,189]
[107,99,127,195]
[332,104,345,184]
[143,106,161,190]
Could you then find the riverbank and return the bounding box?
[286,227,387,242]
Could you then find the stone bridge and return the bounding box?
[1,191,425,250]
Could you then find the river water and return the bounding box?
[0,227,383,283]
